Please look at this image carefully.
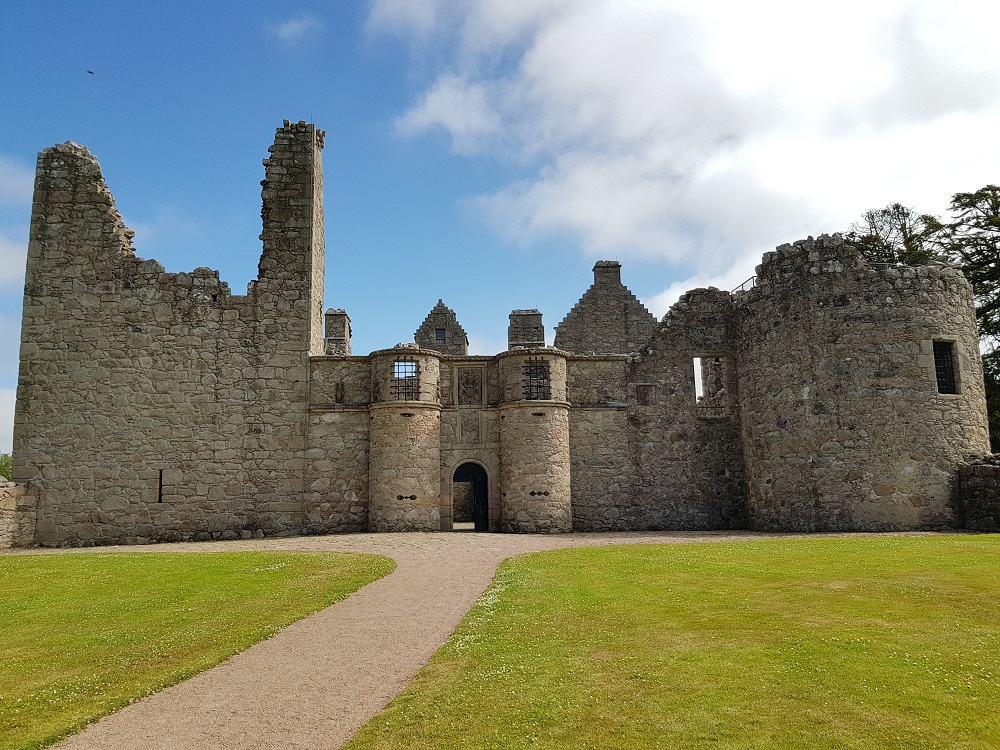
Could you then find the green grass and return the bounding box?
[0,550,394,750]
[346,536,1000,750]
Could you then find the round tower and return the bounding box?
[497,348,572,532]
[368,345,442,531]
[734,235,989,531]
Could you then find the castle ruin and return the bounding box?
[5,121,993,547]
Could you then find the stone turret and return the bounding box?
[497,348,572,532]
[734,234,989,531]
[367,345,443,531]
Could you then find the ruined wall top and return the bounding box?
[554,261,656,355]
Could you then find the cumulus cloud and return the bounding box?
[271,14,324,45]
[371,0,1000,306]
[0,156,34,207]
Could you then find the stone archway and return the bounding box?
[452,462,489,532]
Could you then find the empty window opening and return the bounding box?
[933,341,958,394]
[523,359,551,400]
[693,356,729,414]
[392,359,420,400]
[158,470,164,503]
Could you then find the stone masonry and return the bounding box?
[6,122,994,547]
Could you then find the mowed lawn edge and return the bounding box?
[0,550,395,750]
[345,535,999,750]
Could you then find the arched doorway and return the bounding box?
[452,463,489,532]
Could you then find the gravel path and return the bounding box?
[16,529,919,749]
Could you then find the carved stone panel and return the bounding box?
[458,367,484,406]
[460,411,482,445]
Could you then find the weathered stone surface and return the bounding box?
[555,261,656,354]
[10,124,993,546]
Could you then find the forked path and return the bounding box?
[47,530,822,749]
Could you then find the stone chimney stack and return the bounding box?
[324,308,351,355]
[508,309,545,349]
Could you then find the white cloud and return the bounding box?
[368,0,448,39]
[271,14,324,45]
[0,389,13,454]
[375,0,1000,285]
[0,229,27,290]
[0,156,34,207]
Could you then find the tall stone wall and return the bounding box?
[735,235,989,531]
[570,288,746,531]
[13,122,326,546]
[304,357,371,533]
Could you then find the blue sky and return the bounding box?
[3,0,1000,453]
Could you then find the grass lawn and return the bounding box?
[346,536,999,750]
[0,550,394,750]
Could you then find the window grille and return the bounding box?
[392,359,420,400]
[435,328,446,343]
[933,341,958,394]
[522,359,551,400]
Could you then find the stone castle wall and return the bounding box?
[734,235,989,531]
[955,459,1000,531]
[0,481,34,548]
[14,122,325,545]
[568,288,746,531]
[11,123,992,546]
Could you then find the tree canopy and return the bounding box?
[847,186,1000,450]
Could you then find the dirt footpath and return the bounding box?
[29,530,868,749]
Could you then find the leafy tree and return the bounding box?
[845,203,944,266]
[847,188,1000,450]
[0,453,10,481]
[941,186,1000,353]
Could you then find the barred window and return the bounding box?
[435,328,446,344]
[392,359,420,400]
[933,341,958,395]
[523,359,551,400]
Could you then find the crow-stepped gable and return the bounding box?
[5,122,992,547]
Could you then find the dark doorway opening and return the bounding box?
[453,463,489,532]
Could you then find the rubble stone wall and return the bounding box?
[14,121,325,546]
[569,288,746,531]
[735,235,989,531]
[0,482,35,549]
[956,461,1000,531]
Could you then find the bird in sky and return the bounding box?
[87,70,94,75]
